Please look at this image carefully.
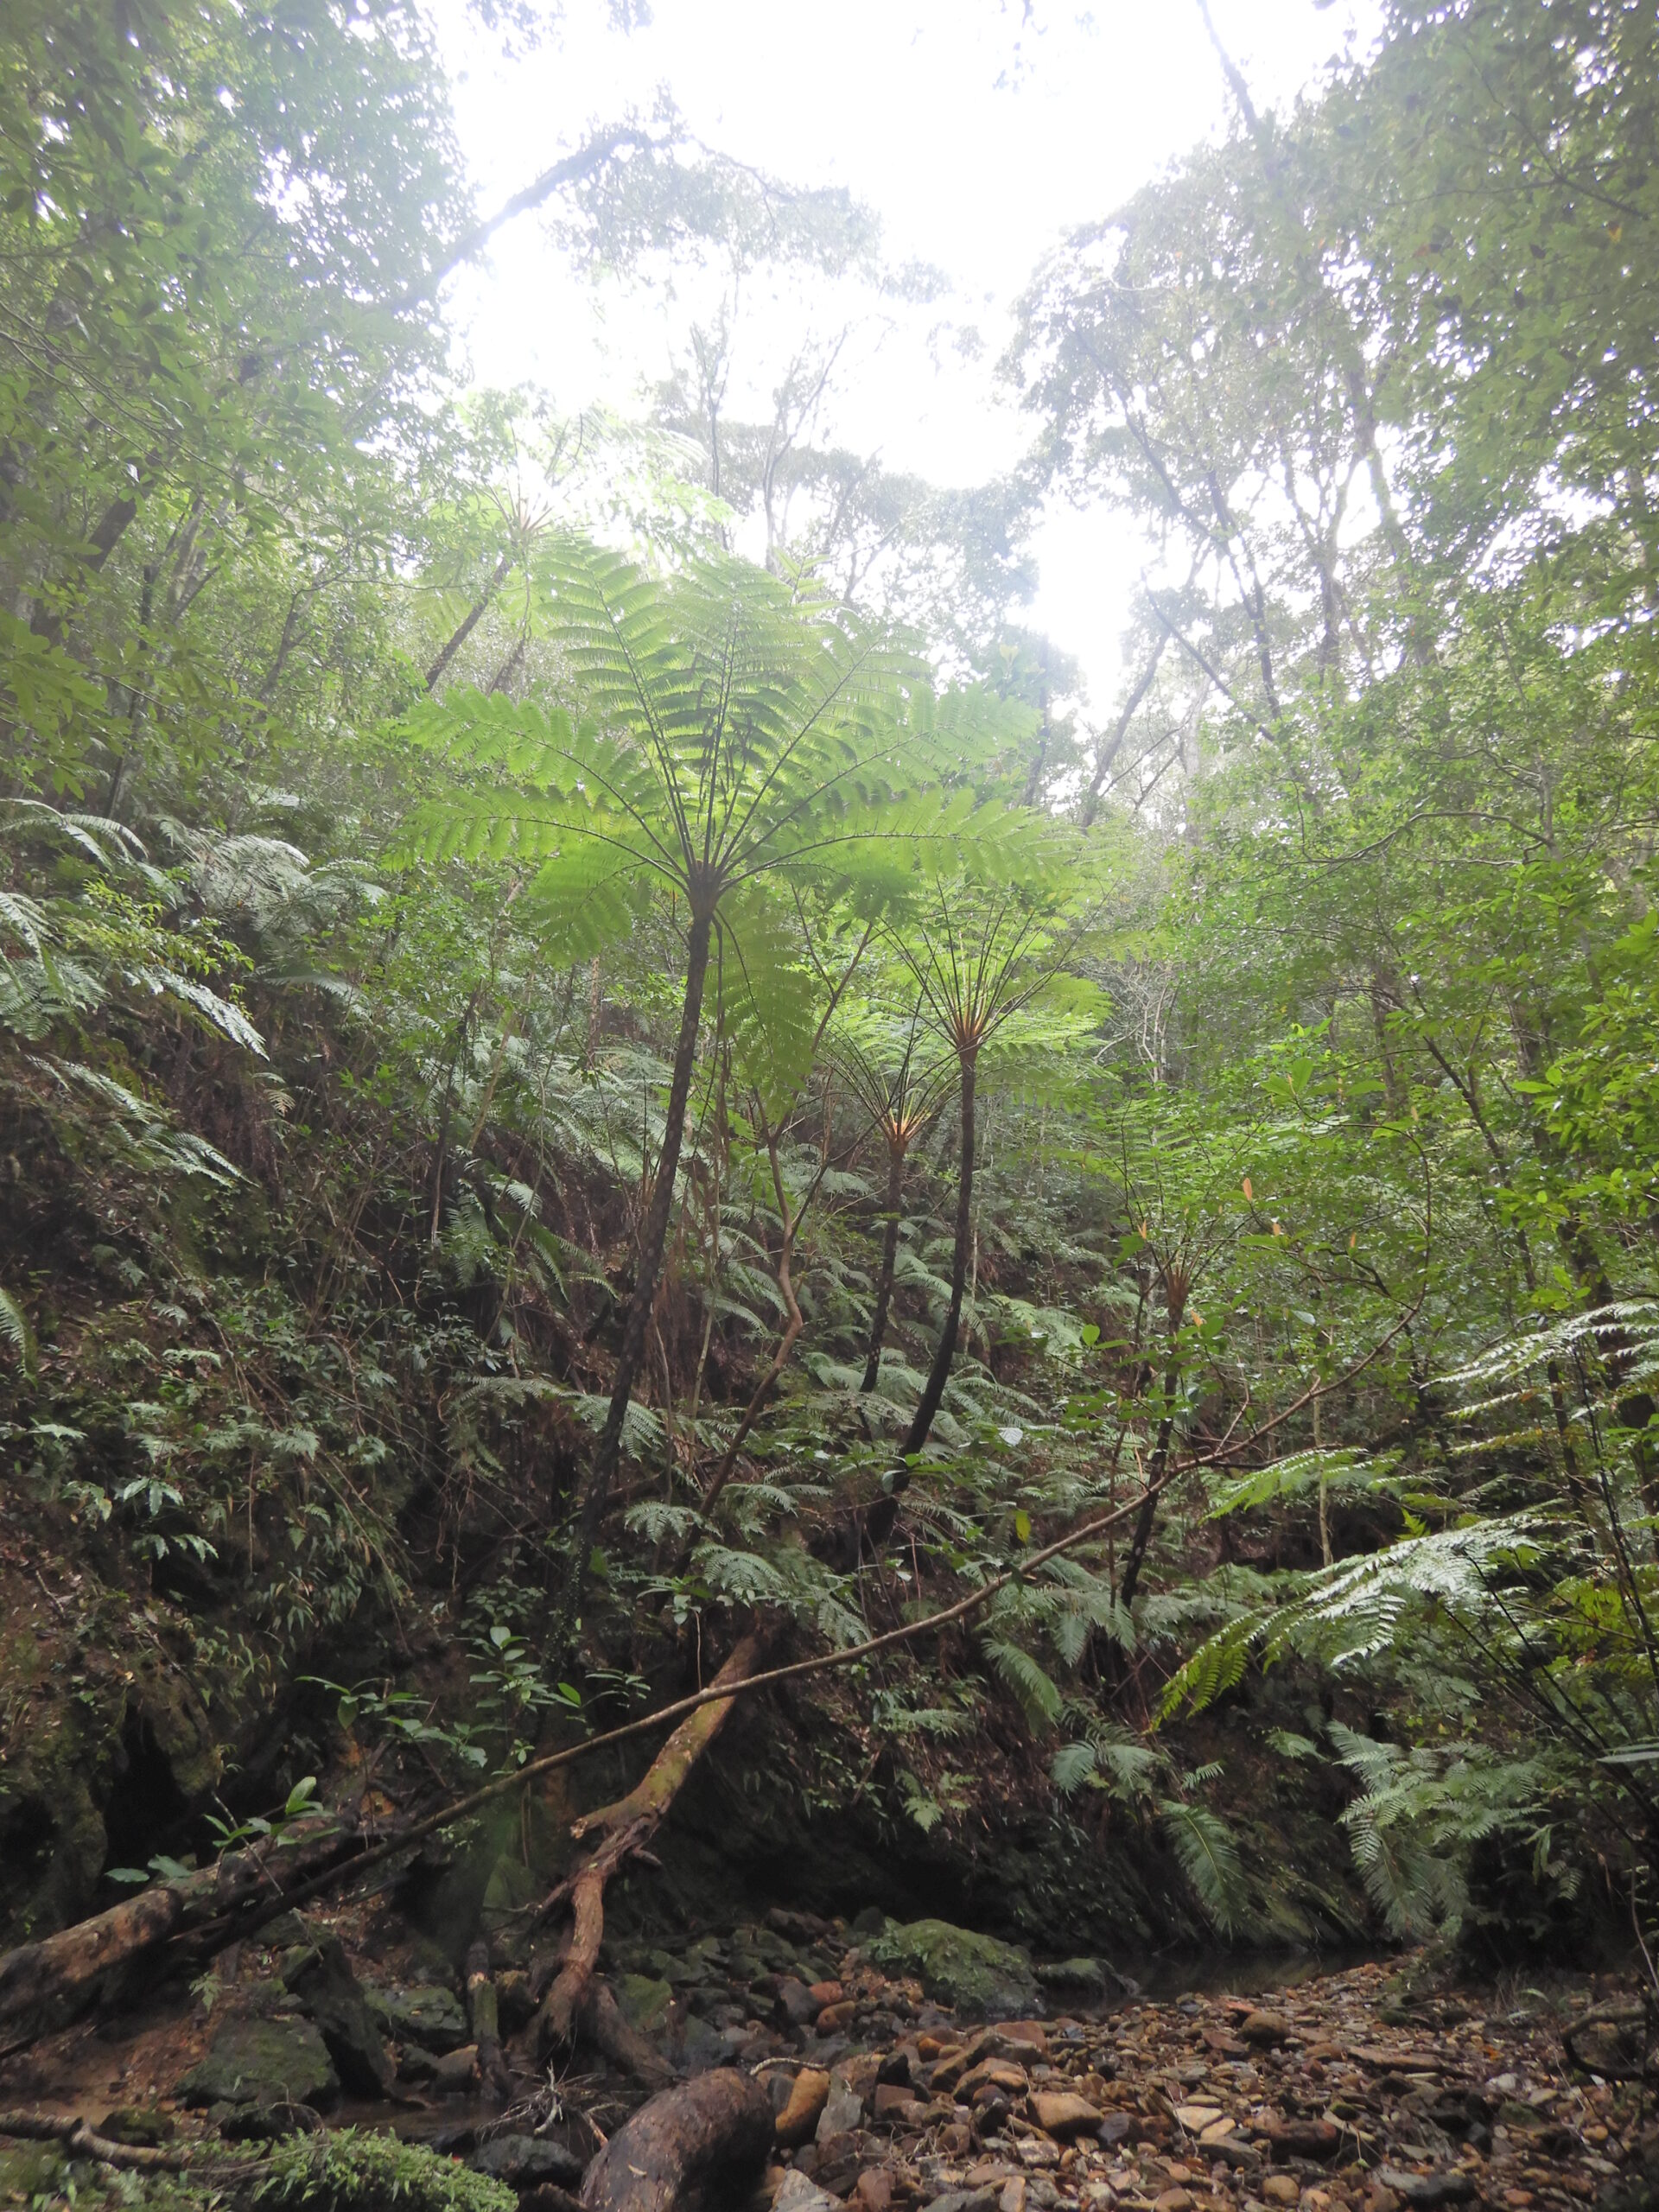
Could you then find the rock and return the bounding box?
[1210,2138,1261,2171]
[1030,2090,1102,2139]
[995,2022,1048,2056]
[775,2068,831,2147]
[282,1931,394,2095]
[96,2108,175,2146]
[681,2016,728,2071]
[1154,2192,1194,2212]
[876,2049,912,2087]
[922,2192,1001,2212]
[816,1999,857,2033]
[1174,2104,1223,2131]
[364,1981,468,2053]
[1262,2179,1301,2206]
[1373,2171,1475,2208]
[867,1919,1039,2021]
[216,2102,324,2141]
[615,1974,673,2035]
[470,2136,584,2188]
[774,2173,842,2212]
[178,2015,339,2109]
[851,1906,887,1935]
[1097,2112,1135,2146]
[432,2043,479,2092]
[1241,2009,1292,2047]
[1261,2118,1341,2160]
[872,2082,917,2120]
[773,1977,821,2028]
[853,2175,894,2212]
[1035,1957,1108,1998]
[807,1981,844,2007]
[961,2060,1029,2099]
[815,2072,864,2141]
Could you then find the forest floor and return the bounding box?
[0,1893,1644,2212]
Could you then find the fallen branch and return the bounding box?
[0,2111,190,2171]
[536,1632,766,2060]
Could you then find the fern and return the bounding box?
[0,1287,34,1376]
[1159,1799,1248,1935]
[984,1636,1065,1729]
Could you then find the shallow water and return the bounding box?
[1078,1944,1387,2007]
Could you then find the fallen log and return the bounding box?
[0,1815,365,2049]
[536,1631,766,2061]
[578,2069,773,2212]
[0,2110,190,2172]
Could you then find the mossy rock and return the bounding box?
[362,1982,467,2053]
[1035,1955,1108,1998]
[615,1973,673,2034]
[178,2015,340,2108]
[866,1916,1039,2018]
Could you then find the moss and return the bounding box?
[257,2132,515,2212]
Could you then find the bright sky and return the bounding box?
[435,0,1382,716]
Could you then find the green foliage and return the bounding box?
[258,2130,514,2212]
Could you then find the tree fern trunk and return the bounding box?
[861,1139,906,1392]
[570,905,714,1607]
[1119,1274,1190,1612]
[900,1050,975,1458]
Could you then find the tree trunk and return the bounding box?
[901,1047,976,1458]
[534,1631,765,2058]
[861,1138,906,1392]
[1118,1272,1190,1613]
[465,1938,512,2103]
[571,905,715,1604]
[698,1133,806,1517]
[578,2069,773,2212]
[425,550,514,692]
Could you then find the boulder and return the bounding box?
[469,2136,584,2189]
[178,2015,339,2109]
[364,1981,469,2053]
[282,1933,394,2095]
[866,1920,1038,2021]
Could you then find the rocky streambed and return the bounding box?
[0,1902,1646,2212]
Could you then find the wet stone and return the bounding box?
[178,2015,339,2110]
